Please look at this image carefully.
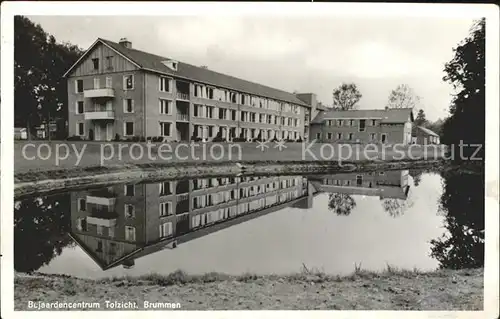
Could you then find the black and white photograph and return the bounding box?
[1,1,499,317]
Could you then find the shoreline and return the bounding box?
[14,268,484,310]
[14,158,449,198]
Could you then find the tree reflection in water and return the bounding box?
[328,193,356,216]
[430,170,484,269]
[14,194,73,273]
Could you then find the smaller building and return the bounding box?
[413,126,440,145]
[14,127,27,140]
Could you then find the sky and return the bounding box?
[28,15,476,121]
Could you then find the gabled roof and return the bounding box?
[311,108,414,124]
[415,126,439,137]
[65,38,309,107]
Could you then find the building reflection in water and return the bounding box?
[70,175,317,270]
[70,171,411,271]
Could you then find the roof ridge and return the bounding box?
[99,38,306,104]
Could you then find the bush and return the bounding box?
[131,136,140,142]
[139,136,146,142]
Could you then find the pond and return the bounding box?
[14,169,484,279]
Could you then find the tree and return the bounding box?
[14,16,83,137]
[430,170,484,269]
[386,84,421,109]
[414,109,428,127]
[14,194,74,273]
[441,18,485,161]
[328,193,356,216]
[332,83,362,110]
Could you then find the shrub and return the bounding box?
[139,136,146,142]
[114,133,121,142]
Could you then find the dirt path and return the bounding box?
[14,268,483,310]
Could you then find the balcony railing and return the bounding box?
[176,92,190,101]
[84,88,115,98]
[176,113,189,121]
[85,110,115,120]
[87,191,116,206]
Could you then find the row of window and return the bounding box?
[316,132,383,141]
[192,177,301,209]
[193,176,300,191]
[325,119,377,127]
[193,83,302,114]
[75,75,304,118]
[191,189,301,230]
[74,75,134,93]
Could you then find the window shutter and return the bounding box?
[75,80,78,93]
[123,99,126,113]
[131,99,135,112]
[123,76,126,90]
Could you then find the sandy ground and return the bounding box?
[14,268,483,311]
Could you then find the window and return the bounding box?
[159,181,172,196]
[207,87,214,99]
[125,204,135,218]
[96,240,103,252]
[106,56,113,70]
[337,133,342,139]
[327,133,333,140]
[231,110,237,121]
[94,78,100,89]
[76,80,84,93]
[356,175,363,186]
[106,77,112,88]
[159,222,173,238]
[370,133,376,140]
[218,108,226,120]
[371,119,376,126]
[359,119,366,132]
[124,122,134,136]
[337,120,343,126]
[109,227,115,238]
[123,75,134,90]
[349,120,355,126]
[92,58,99,70]
[208,125,214,137]
[76,122,85,136]
[241,94,246,105]
[125,184,135,196]
[97,226,104,236]
[348,133,354,140]
[78,198,86,211]
[316,133,321,140]
[125,226,136,241]
[76,101,84,114]
[159,99,171,115]
[206,106,213,119]
[159,77,171,92]
[124,99,134,113]
[160,122,171,137]
[159,202,172,217]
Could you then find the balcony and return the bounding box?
[176,92,190,101]
[86,216,117,227]
[85,110,115,120]
[176,113,189,122]
[84,88,115,98]
[87,190,116,206]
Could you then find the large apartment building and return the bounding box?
[70,175,314,270]
[64,38,320,142]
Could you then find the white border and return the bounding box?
[1,2,499,319]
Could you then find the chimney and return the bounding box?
[119,37,132,49]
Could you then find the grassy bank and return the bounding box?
[14,267,483,310]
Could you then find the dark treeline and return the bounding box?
[14,16,84,138]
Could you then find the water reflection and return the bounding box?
[13,168,485,277]
[430,170,485,269]
[310,170,412,217]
